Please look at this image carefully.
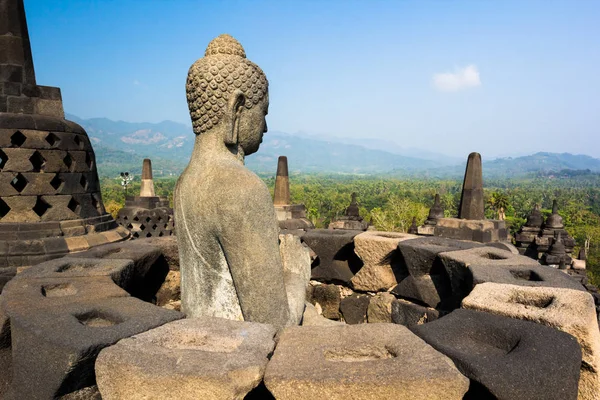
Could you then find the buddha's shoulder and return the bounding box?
[210,162,269,196]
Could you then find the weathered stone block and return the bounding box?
[391,298,440,327]
[65,241,169,301]
[302,302,345,326]
[351,231,418,292]
[413,308,581,400]
[397,237,484,277]
[309,283,341,320]
[339,293,370,324]
[302,229,363,284]
[96,317,276,400]
[264,324,469,399]
[10,297,183,399]
[468,262,585,291]
[367,292,396,323]
[463,283,600,400]
[438,246,539,301]
[16,257,135,291]
[392,274,450,308]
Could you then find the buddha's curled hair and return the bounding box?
[186,34,269,135]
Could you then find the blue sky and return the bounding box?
[24,0,600,158]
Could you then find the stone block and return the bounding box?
[392,274,451,308]
[0,267,17,294]
[391,298,440,327]
[96,317,276,400]
[309,284,341,320]
[34,97,64,119]
[264,324,469,400]
[412,308,581,400]
[397,237,484,278]
[10,297,183,399]
[468,263,585,292]
[462,283,600,400]
[65,241,169,301]
[367,292,396,323]
[6,96,34,114]
[279,233,311,325]
[351,231,418,292]
[339,293,370,324]
[302,229,363,284]
[16,257,135,291]
[301,302,345,326]
[438,246,539,302]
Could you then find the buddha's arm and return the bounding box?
[218,180,290,330]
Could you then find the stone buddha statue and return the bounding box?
[175,34,307,329]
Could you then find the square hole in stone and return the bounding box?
[85,152,93,169]
[510,270,543,282]
[29,150,46,172]
[0,198,10,219]
[67,197,81,214]
[145,216,151,223]
[509,293,554,308]
[75,310,124,327]
[480,253,508,260]
[45,132,60,148]
[63,153,74,172]
[73,135,84,149]
[33,196,51,217]
[324,345,397,362]
[10,131,26,147]
[41,283,77,297]
[79,174,88,190]
[50,174,64,191]
[10,173,28,193]
[0,149,7,169]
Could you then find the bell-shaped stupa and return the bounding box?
[0,0,129,269]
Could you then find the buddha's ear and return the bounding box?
[225,90,245,145]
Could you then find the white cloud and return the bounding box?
[432,65,481,92]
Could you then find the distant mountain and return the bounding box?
[68,115,600,179]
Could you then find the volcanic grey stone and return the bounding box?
[65,241,169,301]
[411,309,581,400]
[302,229,363,284]
[367,292,396,323]
[468,263,585,291]
[9,296,183,399]
[264,324,469,399]
[16,257,135,290]
[391,298,440,327]
[397,237,484,277]
[96,317,276,400]
[392,275,450,308]
[339,293,370,324]
[438,246,539,302]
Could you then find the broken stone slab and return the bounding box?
[462,283,600,400]
[16,257,135,291]
[351,231,418,292]
[264,324,469,399]
[96,317,276,400]
[0,275,129,348]
[468,263,585,292]
[367,292,396,323]
[302,302,345,326]
[438,246,539,302]
[302,229,363,285]
[391,299,440,328]
[397,237,484,278]
[279,233,311,326]
[309,283,341,320]
[392,274,454,309]
[339,293,370,324]
[64,241,169,301]
[9,297,183,399]
[411,309,581,400]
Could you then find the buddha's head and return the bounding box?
[186,34,269,156]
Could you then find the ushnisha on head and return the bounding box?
[186,34,269,155]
